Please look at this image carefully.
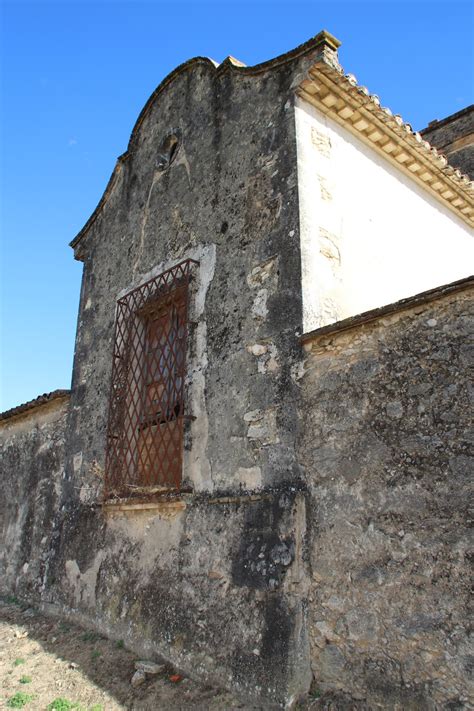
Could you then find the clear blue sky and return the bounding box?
[1,0,473,411]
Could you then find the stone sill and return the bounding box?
[102,491,271,514]
[103,499,187,512]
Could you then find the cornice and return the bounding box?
[297,62,474,228]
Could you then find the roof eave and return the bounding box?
[297,60,474,228]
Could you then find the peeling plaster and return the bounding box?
[251,289,268,322]
[65,550,105,610]
[236,466,262,490]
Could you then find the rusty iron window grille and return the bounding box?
[104,259,198,499]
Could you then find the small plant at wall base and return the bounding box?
[7,692,35,708]
[46,701,103,711]
[46,699,81,711]
[5,595,20,605]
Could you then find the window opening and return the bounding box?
[104,259,198,499]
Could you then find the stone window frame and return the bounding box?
[103,259,198,502]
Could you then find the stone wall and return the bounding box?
[299,283,473,709]
[0,395,69,602]
[0,406,309,707]
[32,43,327,707]
[42,488,308,706]
[1,33,472,709]
[421,105,474,179]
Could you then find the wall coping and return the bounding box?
[0,389,70,425]
[421,104,473,136]
[301,275,473,345]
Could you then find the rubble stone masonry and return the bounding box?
[299,284,473,709]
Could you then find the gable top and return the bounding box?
[297,32,474,228]
[69,34,324,257]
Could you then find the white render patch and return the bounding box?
[236,466,262,490]
[245,408,279,446]
[247,256,278,288]
[251,289,268,322]
[73,451,83,474]
[295,97,474,333]
[249,343,267,357]
[65,551,105,609]
[246,341,280,374]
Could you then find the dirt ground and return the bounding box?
[0,598,344,711]
[0,597,263,711]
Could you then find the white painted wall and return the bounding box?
[295,97,474,333]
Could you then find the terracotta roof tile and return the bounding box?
[298,48,474,226]
[0,389,70,423]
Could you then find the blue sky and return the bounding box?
[1,0,473,411]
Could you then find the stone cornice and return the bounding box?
[297,62,474,228]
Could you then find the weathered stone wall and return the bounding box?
[67,51,311,497]
[43,488,308,706]
[421,105,474,179]
[0,402,309,707]
[0,396,69,602]
[40,44,328,706]
[1,34,472,709]
[299,285,473,709]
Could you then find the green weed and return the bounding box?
[7,692,34,708]
[46,699,81,711]
[19,676,32,684]
[80,631,99,643]
[13,658,25,667]
[115,639,124,649]
[91,650,101,660]
[5,595,20,605]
